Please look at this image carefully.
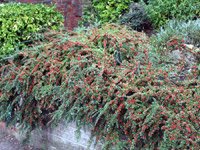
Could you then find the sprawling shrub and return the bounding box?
[145,0,200,28]
[0,3,63,58]
[0,24,199,149]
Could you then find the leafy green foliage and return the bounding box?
[81,0,137,25]
[145,0,200,28]
[0,24,199,149]
[0,3,63,58]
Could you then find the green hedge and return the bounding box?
[0,3,63,58]
[145,0,200,28]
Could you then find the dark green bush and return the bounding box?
[0,24,199,149]
[120,2,150,31]
[0,3,63,58]
[145,0,200,28]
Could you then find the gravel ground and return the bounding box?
[0,122,34,150]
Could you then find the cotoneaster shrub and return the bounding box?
[145,0,200,28]
[0,25,199,149]
[0,3,63,58]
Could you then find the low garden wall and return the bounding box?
[1,121,102,150]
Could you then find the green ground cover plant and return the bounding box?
[0,3,63,58]
[0,24,199,149]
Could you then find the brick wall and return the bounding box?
[17,0,83,30]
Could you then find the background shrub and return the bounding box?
[0,24,199,149]
[81,0,139,26]
[120,2,151,31]
[151,19,200,51]
[145,0,200,28]
[0,3,63,58]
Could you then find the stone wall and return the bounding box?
[1,121,102,150]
